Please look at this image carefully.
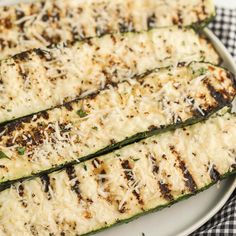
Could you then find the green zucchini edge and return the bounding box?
[82,170,236,236]
[0,103,233,191]
[0,59,232,127]
[190,14,216,32]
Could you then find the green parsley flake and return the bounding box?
[17,147,25,155]
[77,109,88,118]
[196,67,208,76]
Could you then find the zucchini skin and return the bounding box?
[0,109,235,235]
[83,171,235,236]
[0,103,228,192]
[0,0,215,59]
[0,62,235,190]
[0,27,220,125]
[190,14,216,32]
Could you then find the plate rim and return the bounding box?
[0,1,235,233]
[178,177,236,236]
[177,28,236,236]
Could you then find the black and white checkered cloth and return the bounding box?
[192,7,236,236]
[192,190,236,235]
[209,7,236,60]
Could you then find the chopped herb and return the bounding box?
[0,151,10,159]
[199,67,208,75]
[132,158,140,162]
[195,67,208,76]
[17,147,25,155]
[182,41,186,46]
[115,153,121,157]
[7,109,12,112]
[83,164,87,171]
[92,126,98,130]
[76,109,88,118]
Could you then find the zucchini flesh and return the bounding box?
[0,0,215,58]
[0,109,235,236]
[0,62,235,188]
[0,27,220,124]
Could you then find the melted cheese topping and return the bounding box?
[0,0,215,58]
[0,27,220,123]
[0,110,235,235]
[0,62,235,184]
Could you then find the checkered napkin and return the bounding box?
[191,7,236,236]
[209,7,236,61]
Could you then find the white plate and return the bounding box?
[0,0,235,234]
[96,30,236,236]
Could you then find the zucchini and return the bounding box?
[0,0,215,58]
[0,109,235,236]
[0,27,220,124]
[0,62,235,189]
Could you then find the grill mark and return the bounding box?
[40,174,52,200]
[40,174,50,192]
[100,169,106,183]
[147,13,156,28]
[149,154,159,174]
[227,71,236,90]
[66,165,82,200]
[206,83,228,105]
[64,102,73,111]
[93,163,121,210]
[209,165,221,182]
[92,158,101,168]
[169,145,197,193]
[158,181,173,201]
[12,51,30,62]
[121,160,144,206]
[18,184,24,197]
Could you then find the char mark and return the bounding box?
[12,51,30,62]
[17,183,24,197]
[40,174,52,200]
[209,165,221,182]
[66,166,82,200]
[121,160,144,205]
[92,158,101,168]
[40,174,51,193]
[178,160,197,192]
[206,83,228,105]
[169,145,197,193]
[158,181,173,201]
[147,13,156,28]
[100,169,107,183]
[149,154,159,174]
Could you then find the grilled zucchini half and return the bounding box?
[0,62,235,189]
[0,0,215,58]
[0,109,235,236]
[0,27,219,124]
